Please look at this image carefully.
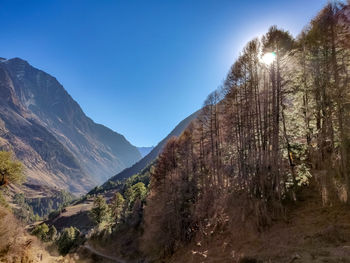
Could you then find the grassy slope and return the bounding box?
[46,198,95,234]
[0,205,62,263]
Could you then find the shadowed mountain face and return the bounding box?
[137,146,154,158]
[0,58,141,194]
[108,110,199,183]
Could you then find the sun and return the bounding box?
[261,52,276,65]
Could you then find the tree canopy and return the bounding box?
[142,2,350,257]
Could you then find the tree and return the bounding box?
[56,227,81,255]
[125,182,147,209]
[89,195,111,226]
[31,223,49,241]
[110,192,125,223]
[296,2,350,202]
[131,182,147,200]
[0,151,24,187]
[141,2,350,259]
[142,135,197,257]
[47,225,57,241]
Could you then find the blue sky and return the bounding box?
[0,0,328,146]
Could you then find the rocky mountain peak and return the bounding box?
[0,57,141,194]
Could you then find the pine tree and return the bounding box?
[110,192,125,223]
[0,151,24,187]
[90,195,111,226]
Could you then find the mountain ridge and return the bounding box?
[0,57,141,194]
[108,110,200,183]
[137,146,154,157]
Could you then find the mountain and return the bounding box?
[0,58,141,194]
[108,110,199,182]
[45,112,198,233]
[11,3,350,262]
[137,146,154,157]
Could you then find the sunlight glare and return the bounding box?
[261,52,276,65]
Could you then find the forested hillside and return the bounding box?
[108,110,199,182]
[76,2,350,262]
[140,2,350,261]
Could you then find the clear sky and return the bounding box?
[0,0,328,146]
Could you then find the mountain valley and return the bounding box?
[1,1,350,263]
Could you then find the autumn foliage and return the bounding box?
[142,2,350,259]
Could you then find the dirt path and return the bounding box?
[83,243,126,263]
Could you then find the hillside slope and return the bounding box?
[45,112,198,232]
[0,58,141,194]
[0,205,61,262]
[108,110,199,182]
[137,147,154,158]
[168,185,350,263]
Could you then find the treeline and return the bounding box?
[87,163,151,197]
[142,2,350,258]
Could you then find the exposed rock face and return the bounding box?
[0,58,141,194]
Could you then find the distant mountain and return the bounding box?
[0,58,141,194]
[108,110,200,183]
[137,146,154,157]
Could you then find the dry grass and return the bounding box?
[47,199,94,234]
[167,184,350,263]
[0,205,63,263]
